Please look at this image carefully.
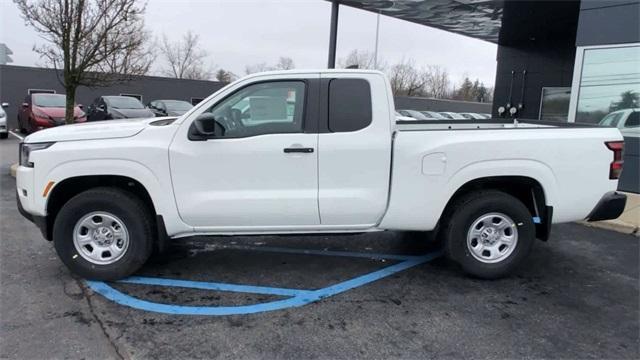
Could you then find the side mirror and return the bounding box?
[1,102,8,108]
[22,103,29,108]
[78,104,84,109]
[189,113,225,140]
[98,105,105,111]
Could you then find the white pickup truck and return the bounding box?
[17,70,627,281]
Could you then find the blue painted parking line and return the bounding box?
[86,246,443,316]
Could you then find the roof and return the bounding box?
[337,0,503,43]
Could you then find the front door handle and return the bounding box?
[283,147,314,153]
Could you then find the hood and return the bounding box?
[34,106,84,118]
[110,108,155,119]
[24,117,163,143]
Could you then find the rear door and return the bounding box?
[317,73,392,226]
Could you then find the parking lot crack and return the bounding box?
[76,278,128,360]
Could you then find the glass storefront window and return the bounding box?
[574,45,640,129]
[539,87,571,121]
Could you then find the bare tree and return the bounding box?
[15,0,153,123]
[387,59,426,96]
[245,62,272,75]
[214,68,237,83]
[423,65,451,99]
[159,31,214,80]
[339,49,375,69]
[245,57,295,74]
[274,57,295,70]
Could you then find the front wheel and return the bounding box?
[53,187,154,280]
[442,190,535,279]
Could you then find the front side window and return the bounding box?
[201,81,305,138]
[575,45,640,126]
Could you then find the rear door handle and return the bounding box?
[283,147,314,153]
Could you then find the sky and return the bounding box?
[0,0,497,87]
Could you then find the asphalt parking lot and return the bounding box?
[1,136,638,359]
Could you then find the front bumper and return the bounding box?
[17,192,48,239]
[586,191,627,222]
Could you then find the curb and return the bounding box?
[10,163,17,178]
[578,220,639,237]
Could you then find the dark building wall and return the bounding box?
[492,0,581,120]
[576,0,640,46]
[0,65,225,129]
[394,96,492,113]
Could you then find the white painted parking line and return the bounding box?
[9,130,24,141]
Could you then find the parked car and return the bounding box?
[460,112,488,120]
[18,94,86,134]
[599,108,639,138]
[87,96,154,121]
[147,100,194,117]
[17,70,626,282]
[395,111,414,121]
[0,102,8,139]
[438,112,466,120]
[420,111,447,120]
[397,109,434,120]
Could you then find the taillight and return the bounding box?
[605,141,624,180]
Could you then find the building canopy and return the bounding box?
[338,0,503,43]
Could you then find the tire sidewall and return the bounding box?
[447,192,535,279]
[53,190,152,280]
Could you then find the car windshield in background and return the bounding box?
[164,100,193,111]
[33,94,66,107]
[105,96,144,109]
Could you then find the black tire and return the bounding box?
[441,190,535,279]
[18,117,27,134]
[0,132,7,139]
[53,187,154,280]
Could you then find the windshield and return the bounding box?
[33,94,66,107]
[163,100,193,111]
[105,96,144,109]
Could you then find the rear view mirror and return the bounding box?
[189,113,225,140]
[1,102,8,108]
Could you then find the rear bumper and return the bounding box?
[586,191,627,222]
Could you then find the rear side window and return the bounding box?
[625,112,639,128]
[328,78,372,132]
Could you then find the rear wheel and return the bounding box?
[0,133,7,139]
[442,190,535,279]
[53,187,154,280]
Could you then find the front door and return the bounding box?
[169,78,320,229]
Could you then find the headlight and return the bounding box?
[19,142,55,168]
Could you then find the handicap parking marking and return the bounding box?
[86,246,443,316]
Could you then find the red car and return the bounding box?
[18,93,86,134]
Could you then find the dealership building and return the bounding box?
[0,0,638,192]
[328,0,639,192]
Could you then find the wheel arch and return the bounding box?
[440,175,553,241]
[45,175,157,241]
